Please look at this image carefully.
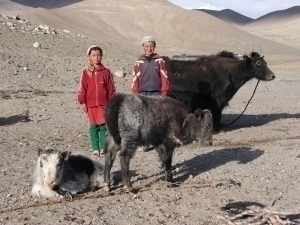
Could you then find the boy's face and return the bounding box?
[89,50,102,65]
[142,41,156,56]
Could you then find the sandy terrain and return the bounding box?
[0,2,300,224]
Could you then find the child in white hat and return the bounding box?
[131,36,169,97]
[78,45,116,157]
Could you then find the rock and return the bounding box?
[6,22,14,27]
[33,42,41,48]
[114,70,126,78]
[14,15,21,20]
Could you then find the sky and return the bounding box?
[167,0,299,19]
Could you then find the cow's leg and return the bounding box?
[156,140,175,182]
[210,99,222,132]
[119,139,137,189]
[212,109,222,132]
[104,135,119,192]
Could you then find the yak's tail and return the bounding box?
[105,94,126,145]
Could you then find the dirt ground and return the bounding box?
[1,15,300,225]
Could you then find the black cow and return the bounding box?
[103,93,213,191]
[164,51,275,131]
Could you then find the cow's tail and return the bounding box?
[105,94,125,145]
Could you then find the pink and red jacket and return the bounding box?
[78,64,116,107]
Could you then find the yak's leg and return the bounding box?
[104,135,119,192]
[156,140,175,182]
[119,139,137,189]
[119,152,131,189]
[213,110,224,132]
[209,99,222,132]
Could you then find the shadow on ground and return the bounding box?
[125,147,264,186]
[221,201,266,213]
[0,114,27,126]
[222,113,300,131]
[174,147,264,182]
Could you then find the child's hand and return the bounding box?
[81,104,87,113]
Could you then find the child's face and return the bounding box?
[142,41,156,56]
[89,50,102,65]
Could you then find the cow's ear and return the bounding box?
[243,55,251,64]
[62,151,71,159]
[194,109,204,120]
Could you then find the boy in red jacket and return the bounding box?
[78,45,116,157]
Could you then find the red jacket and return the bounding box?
[131,53,170,96]
[78,64,116,107]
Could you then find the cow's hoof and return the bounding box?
[201,140,213,146]
[123,185,133,192]
[63,192,73,201]
[166,175,174,183]
[103,183,110,192]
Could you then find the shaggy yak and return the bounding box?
[31,149,104,199]
[103,94,214,191]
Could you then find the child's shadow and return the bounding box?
[0,114,29,126]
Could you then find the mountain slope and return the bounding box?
[195,9,253,26]
[9,0,83,9]
[0,0,32,14]
[1,0,300,60]
[242,6,300,49]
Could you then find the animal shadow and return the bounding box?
[222,113,300,131]
[174,147,264,182]
[221,201,266,214]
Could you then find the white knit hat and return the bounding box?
[141,36,156,45]
[86,45,100,55]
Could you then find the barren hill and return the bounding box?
[1,0,300,64]
[242,6,300,49]
[0,0,32,14]
[1,0,299,61]
[10,0,82,8]
[194,9,254,26]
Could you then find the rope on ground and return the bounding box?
[223,79,260,127]
[0,177,240,214]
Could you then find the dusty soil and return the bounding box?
[0,15,300,225]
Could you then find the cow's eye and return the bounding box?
[40,162,43,168]
[256,61,262,66]
[204,124,209,129]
